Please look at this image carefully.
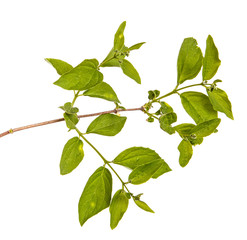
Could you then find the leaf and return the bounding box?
[190,118,221,137]
[129,42,146,51]
[134,199,154,213]
[159,112,177,125]
[113,147,171,179]
[129,160,163,185]
[177,37,203,84]
[120,59,141,84]
[180,91,218,124]
[78,167,112,227]
[60,137,84,175]
[60,102,79,114]
[109,190,129,229]
[86,114,127,136]
[160,101,173,114]
[54,59,103,91]
[174,123,203,146]
[207,88,234,120]
[113,147,161,169]
[202,35,221,80]
[174,123,196,137]
[45,58,73,75]
[178,140,193,167]
[114,21,126,51]
[83,82,120,103]
[63,113,79,130]
[77,58,99,68]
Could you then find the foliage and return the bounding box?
[8,22,234,229]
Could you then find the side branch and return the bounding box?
[0,107,144,138]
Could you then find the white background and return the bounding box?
[0,0,246,239]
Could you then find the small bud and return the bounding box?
[146,117,154,122]
[190,134,197,139]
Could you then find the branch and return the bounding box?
[0,107,144,138]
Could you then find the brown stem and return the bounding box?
[0,107,144,138]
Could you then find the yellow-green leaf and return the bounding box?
[109,190,129,229]
[78,167,112,226]
[45,58,73,75]
[83,82,120,103]
[207,88,233,120]
[178,139,193,167]
[86,114,127,136]
[177,38,203,84]
[60,137,84,175]
[120,59,141,84]
[202,35,221,80]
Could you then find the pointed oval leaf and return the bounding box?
[190,118,221,137]
[113,147,171,179]
[54,59,103,91]
[113,147,161,169]
[63,113,79,130]
[202,35,221,80]
[109,189,129,229]
[114,21,126,51]
[86,114,127,136]
[83,82,120,103]
[120,59,141,84]
[178,139,193,167]
[134,199,154,213]
[77,58,99,68]
[177,37,203,84]
[78,167,112,226]
[129,42,146,51]
[207,88,233,120]
[45,58,73,75]
[180,91,218,124]
[129,160,163,185]
[60,137,84,175]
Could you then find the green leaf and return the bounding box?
[134,199,154,213]
[159,112,177,125]
[45,58,73,75]
[114,21,126,51]
[60,137,84,175]
[129,42,146,51]
[63,113,79,130]
[120,59,141,84]
[113,147,161,169]
[101,48,120,67]
[109,190,129,229]
[180,91,218,124]
[207,88,234,120]
[78,167,112,227]
[174,123,203,145]
[190,118,221,137]
[174,123,196,137]
[113,147,171,178]
[83,82,120,103]
[202,35,221,80]
[86,114,127,136]
[178,140,193,167]
[60,102,79,114]
[54,59,103,91]
[77,58,99,68]
[129,160,163,185]
[160,101,173,114]
[177,37,203,84]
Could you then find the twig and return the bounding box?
[0,107,144,138]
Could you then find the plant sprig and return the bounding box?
[0,21,233,230]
